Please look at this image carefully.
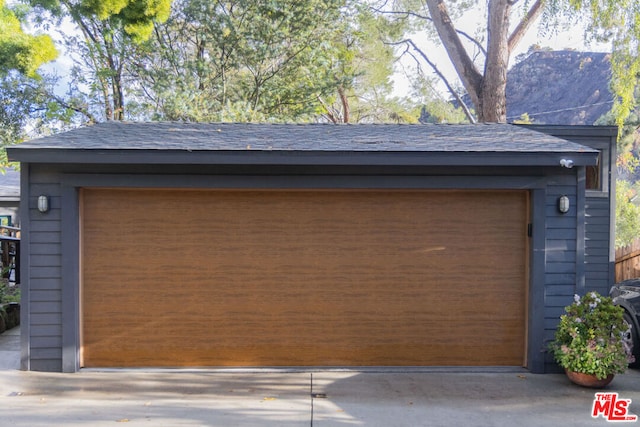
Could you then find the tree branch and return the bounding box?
[508,0,545,54]
[316,95,339,124]
[371,9,487,57]
[23,81,97,123]
[338,86,349,123]
[51,95,97,123]
[424,0,483,108]
[392,39,476,123]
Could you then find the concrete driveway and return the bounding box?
[2,327,640,426]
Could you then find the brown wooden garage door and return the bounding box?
[81,188,528,368]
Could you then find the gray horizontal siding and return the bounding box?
[31,301,62,313]
[546,262,577,274]
[30,359,62,372]
[543,180,579,371]
[544,275,575,286]
[544,295,574,307]
[30,221,62,232]
[30,243,61,255]
[30,313,62,324]
[31,347,62,359]
[29,278,62,290]
[584,246,609,257]
[27,166,63,371]
[30,266,62,278]
[31,290,61,302]
[545,249,576,263]
[542,184,614,372]
[547,229,576,240]
[30,324,61,336]
[30,255,62,267]
[30,232,61,244]
[31,335,62,348]
[545,284,575,296]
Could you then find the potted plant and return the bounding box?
[551,292,635,388]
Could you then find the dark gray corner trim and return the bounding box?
[19,165,30,371]
[61,185,80,373]
[528,188,547,374]
[608,139,617,284]
[576,167,586,295]
[9,149,599,168]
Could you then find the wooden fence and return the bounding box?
[616,238,640,282]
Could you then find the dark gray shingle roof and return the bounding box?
[12,121,592,152]
[7,122,599,167]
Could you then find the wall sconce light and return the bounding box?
[558,195,570,214]
[37,195,49,213]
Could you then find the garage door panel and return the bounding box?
[81,189,527,367]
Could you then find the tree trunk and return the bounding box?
[425,0,483,113]
[425,0,519,123]
[338,86,349,123]
[477,0,511,123]
[112,72,125,121]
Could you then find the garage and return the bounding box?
[80,187,528,368]
[8,122,609,372]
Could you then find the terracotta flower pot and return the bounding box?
[565,370,614,388]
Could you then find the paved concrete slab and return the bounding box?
[0,325,19,370]
[0,369,640,426]
[310,371,640,426]
[2,327,640,426]
[0,370,313,426]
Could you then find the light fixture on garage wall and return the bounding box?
[558,195,570,214]
[37,195,49,213]
[559,159,574,168]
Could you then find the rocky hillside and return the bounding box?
[506,50,613,125]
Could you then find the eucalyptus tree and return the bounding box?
[373,0,640,124]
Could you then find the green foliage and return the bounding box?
[551,292,632,379]
[21,0,419,124]
[132,0,376,122]
[0,280,19,304]
[30,0,170,41]
[0,71,83,145]
[511,113,533,124]
[615,179,640,248]
[0,0,57,77]
[317,4,424,123]
[0,1,61,168]
[596,101,640,249]
[29,0,171,121]
[419,99,468,123]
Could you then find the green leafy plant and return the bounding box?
[551,292,634,380]
[0,280,19,303]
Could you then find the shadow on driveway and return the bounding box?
[1,368,640,426]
